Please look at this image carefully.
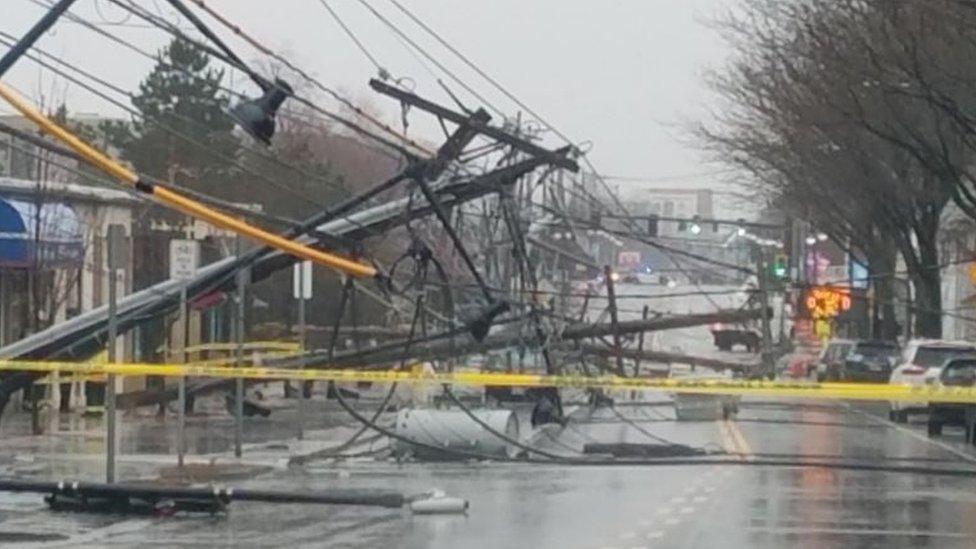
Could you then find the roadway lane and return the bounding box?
[3,282,975,547]
[4,397,976,548]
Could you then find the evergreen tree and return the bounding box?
[102,38,239,193]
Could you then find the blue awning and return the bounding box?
[0,197,84,268]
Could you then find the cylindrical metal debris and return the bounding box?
[393,408,519,460]
[410,496,469,514]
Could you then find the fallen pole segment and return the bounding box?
[580,344,756,373]
[0,478,406,513]
[297,308,765,369]
[561,308,766,340]
[1,361,974,403]
[0,82,376,279]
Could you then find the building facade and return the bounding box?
[0,177,139,347]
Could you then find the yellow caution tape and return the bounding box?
[183,341,300,353]
[175,351,304,369]
[2,360,976,403]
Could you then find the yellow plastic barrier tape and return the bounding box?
[2,361,976,403]
[184,341,300,353]
[183,351,304,368]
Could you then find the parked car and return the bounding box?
[842,340,901,382]
[889,340,976,423]
[927,358,976,439]
[621,273,641,284]
[814,339,856,381]
[776,348,820,380]
[710,323,761,352]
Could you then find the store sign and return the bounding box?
[617,251,640,269]
[803,286,852,320]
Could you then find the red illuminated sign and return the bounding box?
[804,286,852,320]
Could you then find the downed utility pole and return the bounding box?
[603,265,625,376]
[561,308,768,340]
[113,305,768,412]
[108,169,567,410]
[293,307,766,369]
[634,305,650,377]
[579,344,756,373]
[369,79,578,173]
[0,153,561,419]
[0,84,376,279]
[0,478,465,515]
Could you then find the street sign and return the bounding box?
[169,239,200,281]
[293,260,312,299]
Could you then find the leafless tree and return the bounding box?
[696,0,971,337]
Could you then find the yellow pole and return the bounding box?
[0,82,376,278]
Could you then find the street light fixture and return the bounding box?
[229,78,294,145]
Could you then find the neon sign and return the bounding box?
[804,286,852,320]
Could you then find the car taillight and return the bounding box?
[902,365,926,375]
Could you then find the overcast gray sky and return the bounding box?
[3,0,730,192]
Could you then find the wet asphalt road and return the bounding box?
[4,284,976,547]
[4,397,976,548]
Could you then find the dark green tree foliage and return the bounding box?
[102,38,238,193]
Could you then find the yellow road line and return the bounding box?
[716,420,738,456]
[725,419,754,461]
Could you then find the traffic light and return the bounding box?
[590,209,601,227]
[772,254,788,279]
[647,215,658,237]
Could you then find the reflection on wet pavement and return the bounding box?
[3,397,976,548]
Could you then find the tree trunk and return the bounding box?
[868,244,900,340]
[911,231,943,338]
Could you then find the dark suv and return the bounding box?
[927,358,976,441]
[843,340,900,382]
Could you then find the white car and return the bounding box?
[888,340,976,422]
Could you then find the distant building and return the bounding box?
[0,113,118,182]
[621,186,752,284]
[939,204,976,341]
[631,187,714,236]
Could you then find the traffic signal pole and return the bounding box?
[756,248,774,378]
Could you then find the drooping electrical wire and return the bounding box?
[100,0,417,158]
[352,0,505,117]
[180,0,432,157]
[316,0,388,79]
